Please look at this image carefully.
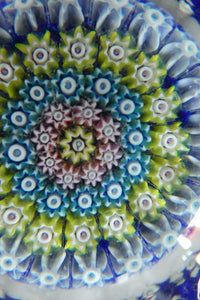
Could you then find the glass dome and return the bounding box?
[0,0,200,299]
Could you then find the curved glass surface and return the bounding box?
[0,0,200,299]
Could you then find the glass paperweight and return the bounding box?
[0,0,200,299]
